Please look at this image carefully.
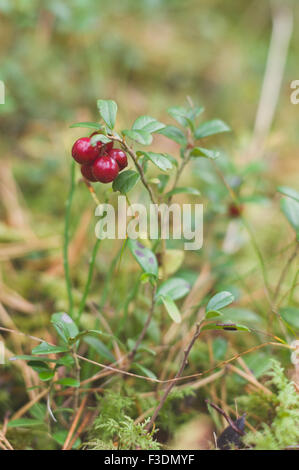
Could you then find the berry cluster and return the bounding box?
[71,132,128,183]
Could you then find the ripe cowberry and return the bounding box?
[108,148,128,171]
[92,155,119,183]
[228,203,243,218]
[72,137,99,165]
[90,132,113,154]
[81,164,98,182]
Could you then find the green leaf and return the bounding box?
[90,134,112,146]
[190,147,220,159]
[280,197,299,233]
[38,370,55,381]
[8,418,45,428]
[280,307,299,330]
[51,313,79,343]
[157,174,170,193]
[132,115,165,133]
[141,151,173,171]
[194,119,230,139]
[167,106,203,129]
[83,336,115,362]
[112,170,140,194]
[156,277,191,302]
[202,323,250,332]
[123,129,152,145]
[166,187,201,197]
[97,99,117,129]
[277,186,299,203]
[32,341,69,356]
[128,239,158,277]
[28,361,51,373]
[158,125,187,146]
[56,378,80,388]
[132,363,157,380]
[161,295,182,323]
[69,122,103,130]
[205,310,223,319]
[206,291,235,312]
[10,355,55,362]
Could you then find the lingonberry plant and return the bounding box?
[9,99,299,450]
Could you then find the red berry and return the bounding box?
[80,164,98,182]
[228,203,243,218]
[90,132,113,154]
[108,148,128,170]
[71,137,99,165]
[92,155,119,183]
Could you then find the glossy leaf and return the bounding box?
[132,115,165,134]
[112,170,140,194]
[128,239,158,277]
[280,307,299,330]
[97,99,117,129]
[277,186,299,203]
[156,277,191,302]
[190,147,220,159]
[161,295,182,323]
[51,313,79,343]
[206,291,235,312]
[280,197,299,233]
[166,186,201,197]
[123,129,152,145]
[202,322,250,332]
[158,125,187,146]
[32,342,69,355]
[69,122,103,130]
[56,378,80,388]
[195,119,230,139]
[141,151,173,171]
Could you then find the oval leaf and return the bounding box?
[161,295,182,323]
[69,122,103,130]
[195,119,230,139]
[97,99,117,129]
[206,291,235,312]
[123,129,153,145]
[128,239,158,277]
[132,115,165,134]
[112,170,140,194]
[156,277,191,302]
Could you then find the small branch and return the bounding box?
[205,400,245,436]
[121,140,157,205]
[145,322,201,431]
[72,349,81,412]
[62,395,87,450]
[128,284,157,360]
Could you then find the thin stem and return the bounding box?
[64,159,76,318]
[128,284,157,360]
[107,134,157,205]
[212,160,272,301]
[121,140,157,205]
[273,243,298,305]
[76,238,102,323]
[145,322,201,431]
